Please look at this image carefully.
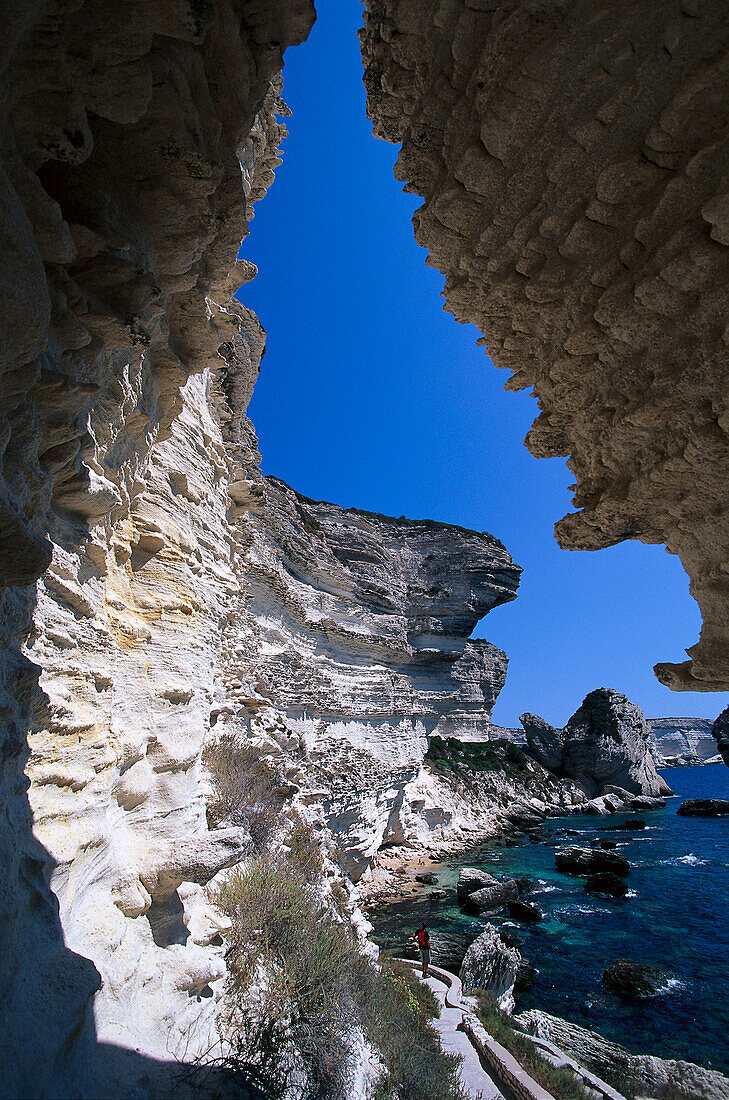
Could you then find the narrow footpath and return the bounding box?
[398,961,505,1100]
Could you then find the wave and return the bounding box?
[657,853,709,868]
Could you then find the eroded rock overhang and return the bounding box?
[360,0,729,692]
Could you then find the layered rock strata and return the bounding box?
[0,3,316,1094]
[216,476,522,878]
[360,0,729,692]
[520,688,672,798]
[649,716,718,766]
[517,1010,729,1100]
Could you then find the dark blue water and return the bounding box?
[367,764,729,1072]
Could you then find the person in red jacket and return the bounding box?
[413,922,430,977]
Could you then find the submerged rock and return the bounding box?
[585,872,629,898]
[415,872,438,885]
[602,960,675,1000]
[677,799,729,817]
[507,898,544,922]
[605,818,646,831]
[460,924,521,1012]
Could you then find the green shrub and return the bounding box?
[212,856,468,1100]
[203,735,287,850]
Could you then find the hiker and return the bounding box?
[413,922,430,977]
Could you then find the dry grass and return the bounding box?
[203,735,287,850]
[212,854,468,1100]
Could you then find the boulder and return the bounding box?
[628,796,666,810]
[460,924,521,1012]
[415,871,438,885]
[599,840,618,850]
[602,959,675,1000]
[555,846,629,877]
[584,793,629,814]
[457,867,499,904]
[605,818,646,831]
[462,879,519,914]
[521,689,673,798]
[507,898,544,922]
[514,875,537,895]
[676,799,729,817]
[585,872,629,898]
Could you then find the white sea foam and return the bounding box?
[657,853,708,868]
[679,853,708,866]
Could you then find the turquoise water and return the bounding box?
[366,764,729,1072]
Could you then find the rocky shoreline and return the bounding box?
[364,778,729,1100]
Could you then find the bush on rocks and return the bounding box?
[212,851,467,1099]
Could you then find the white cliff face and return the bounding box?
[219,476,521,878]
[0,3,316,1092]
[25,371,247,1074]
[649,717,717,765]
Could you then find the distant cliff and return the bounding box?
[649,717,718,766]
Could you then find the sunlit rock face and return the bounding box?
[649,716,717,765]
[360,0,729,692]
[521,688,671,798]
[227,476,521,876]
[0,2,315,1094]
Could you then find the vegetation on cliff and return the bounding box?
[205,736,468,1099]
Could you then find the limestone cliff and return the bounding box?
[0,3,527,1083]
[214,474,521,878]
[520,688,671,798]
[649,716,718,765]
[0,2,316,1094]
[360,0,729,692]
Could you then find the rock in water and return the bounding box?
[515,958,537,992]
[605,818,646,831]
[460,924,521,1012]
[603,960,675,1000]
[585,873,629,898]
[555,846,630,877]
[415,872,438,885]
[457,867,499,904]
[520,689,672,798]
[676,799,729,817]
[462,879,519,915]
[507,898,544,922]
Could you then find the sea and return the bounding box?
[366,763,729,1074]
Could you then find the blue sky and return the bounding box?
[238,0,728,729]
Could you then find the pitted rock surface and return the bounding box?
[360,0,729,691]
